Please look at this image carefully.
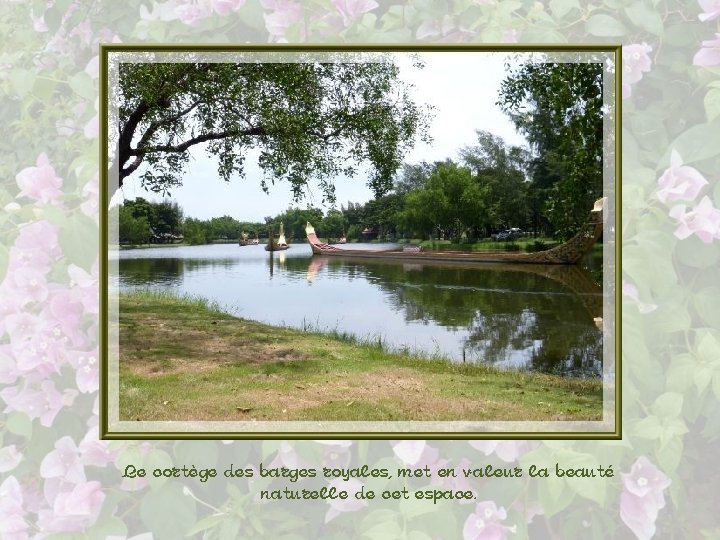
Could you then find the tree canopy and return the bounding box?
[114,59,431,203]
[497,59,604,239]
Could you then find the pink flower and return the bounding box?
[261,0,302,38]
[0,380,75,427]
[698,0,720,21]
[68,261,99,315]
[469,440,534,463]
[463,501,512,540]
[79,430,119,467]
[69,351,99,393]
[657,150,708,203]
[48,288,86,347]
[669,196,720,243]
[40,436,86,484]
[14,220,61,261]
[32,13,48,32]
[392,440,427,465]
[84,113,98,139]
[693,33,720,66]
[333,0,378,27]
[10,266,48,304]
[174,2,211,25]
[15,153,63,204]
[622,44,652,99]
[622,280,657,314]
[210,0,246,16]
[318,440,353,468]
[80,176,99,218]
[37,481,105,533]
[416,16,454,40]
[324,478,367,523]
[0,445,23,473]
[0,476,28,540]
[620,457,671,540]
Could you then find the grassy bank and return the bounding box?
[119,291,602,422]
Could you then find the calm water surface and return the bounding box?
[115,242,603,377]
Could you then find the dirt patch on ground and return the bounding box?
[121,315,310,377]
[234,368,510,420]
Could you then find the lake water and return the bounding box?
[115,242,603,377]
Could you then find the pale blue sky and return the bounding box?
[114,52,528,221]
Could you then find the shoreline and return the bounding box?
[118,290,603,422]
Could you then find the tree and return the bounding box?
[459,130,529,235]
[400,161,482,241]
[497,59,603,239]
[118,205,150,244]
[114,59,431,203]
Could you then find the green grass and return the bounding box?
[119,290,603,422]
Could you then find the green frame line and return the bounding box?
[100,43,622,441]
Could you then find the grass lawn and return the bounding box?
[119,291,602,422]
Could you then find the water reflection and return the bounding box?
[118,243,602,377]
[299,258,602,376]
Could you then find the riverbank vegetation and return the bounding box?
[119,291,603,422]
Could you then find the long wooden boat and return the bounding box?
[305,198,606,265]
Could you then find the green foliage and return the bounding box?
[116,61,432,201]
[498,61,603,239]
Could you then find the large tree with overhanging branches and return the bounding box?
[112,58,432,203]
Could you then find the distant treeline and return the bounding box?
[115,125,601,246]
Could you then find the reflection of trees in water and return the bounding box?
[119,258,239,286]
[319,259,602,376]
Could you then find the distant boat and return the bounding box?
[265,222,290,252]
[305,198,606,265]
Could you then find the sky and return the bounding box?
[114,52,529,222]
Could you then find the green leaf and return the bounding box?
[59,214,98,270]
[655,437,683,475]
[585,14,628,36]
[648,304,691,333]
[666,354,695,392]
[677,235,720,268]
[140,483,197,540]
[555,451,606,506]
[695,330,720,363]
[537,476,573,516]
[713,371,720,400]
[185,513,228,537]
[662,119,720,166]
[68,72,96,101]
[694,365,713,393]
[651,392,684,418]
[634,415,663,439]
[704,88,720,122]
[624,1,664,35]
[9,70,36,98]
[549,0,580,18]
[362,520,403,540]
[694,288,720,328]
[5,412,33,438]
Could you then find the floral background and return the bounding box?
[1,0,719,538]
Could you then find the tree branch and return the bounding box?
[129,125,266,156]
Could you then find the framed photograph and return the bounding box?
[101,45,619,439]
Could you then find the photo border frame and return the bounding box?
[100,43,622,440]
